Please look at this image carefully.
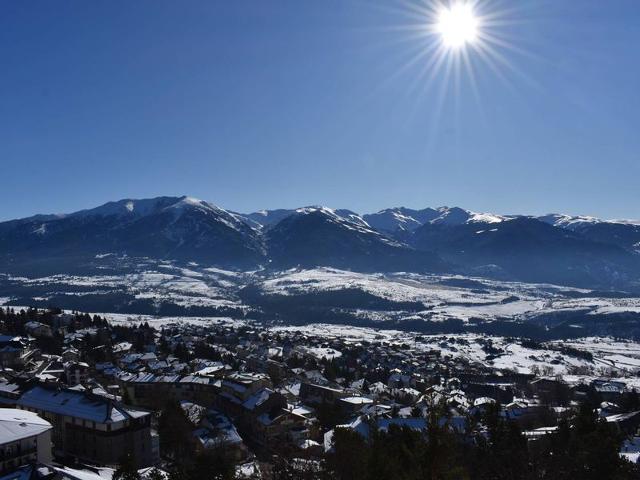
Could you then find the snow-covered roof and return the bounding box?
[243,388,273,411]
[53,465,115,480]
[473,397,496,407]
[605,411,640,423]
[0,408,52,443]
[17,386,149,424]
[339,396,374,405]
[195,364,225,376]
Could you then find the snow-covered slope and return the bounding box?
[539,214,640,253]
[0,196,266,270]
[363,206,507,233]
[246,207,370,229]
[539,213,640,229]
[363,207,440,233]
[1,197,640,288]
[538,214,603,230]
[265,207,448,272]
[411,216,640,288]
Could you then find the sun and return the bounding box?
[436,2,479,48]
[369,0,533,125]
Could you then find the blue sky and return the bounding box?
[1,0,639,220]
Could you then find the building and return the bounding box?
[250,408,310,448]
[0,337,35,370]
[0,408,52,474]
[121,373,220,410]
[16,385,154,468]
[217,372,272,416]
[299,383,345,406]
[24,322,53,338]
[605,410,640,435]
[337,396,375,418]
[64,362,90,386]
[0,381,22,407]
[181,404,249,461]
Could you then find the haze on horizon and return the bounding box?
[1,1,639,221]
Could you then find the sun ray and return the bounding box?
[460,44,485,121]
[352,0,543,148]
[474,35,543,91]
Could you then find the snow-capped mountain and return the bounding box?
[538,213,640,253]
[246,207,369,229]
[430,206,507,225]
[1,196,639,288]
[411,216,640,287]
[243,209,300,228]
[0,196,265,272]
[537,213,603,230]
[363,206,507,233]
[265,207,448,272]
[363,207,440,233]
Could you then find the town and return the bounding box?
[0,306,638,479]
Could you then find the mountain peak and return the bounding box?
[431,207,506,225]
[69,196,183,219]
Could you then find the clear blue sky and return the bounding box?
[1,1,639,220]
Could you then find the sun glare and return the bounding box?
[371,0,533,130]
[437,2,478,48]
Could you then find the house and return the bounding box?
[0,408,52,474]
[387,370,411,389]
[16,385,154,468]
[470,396,496,416]
[61,348,80,362]
[64,362,90,386]
[592,380,626,402]
[299,383,345,406]
[337,396,374,418]
[0,337,34,369]
[121,373,221,410]
[24,322,53,338]
[217,373,272,416]
[38,360,65,383]
[0,380,23,407]
[193,363,226,379]
[188,406,249,461]
[112,342,133,356]
[252,408,310,448]
[605,411,640,435]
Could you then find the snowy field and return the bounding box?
[254,268,640,323]
[272,323,640,380]
[3,265,640,328]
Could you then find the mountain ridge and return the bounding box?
[1,195,639,288]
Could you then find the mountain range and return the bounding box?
[1,195,639,289]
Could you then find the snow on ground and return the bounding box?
[410,334,592,376]
[256,268,640,323]
[551,337,640,371]
[302,347,342,360]
[620,437,640,464]
[272,323,640,378]
[428,300,547,322]
[3,266,640,328]
[271,323,408,343]
[259,268,513,305]
[0,264,249,309]
[97,312,248,329]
